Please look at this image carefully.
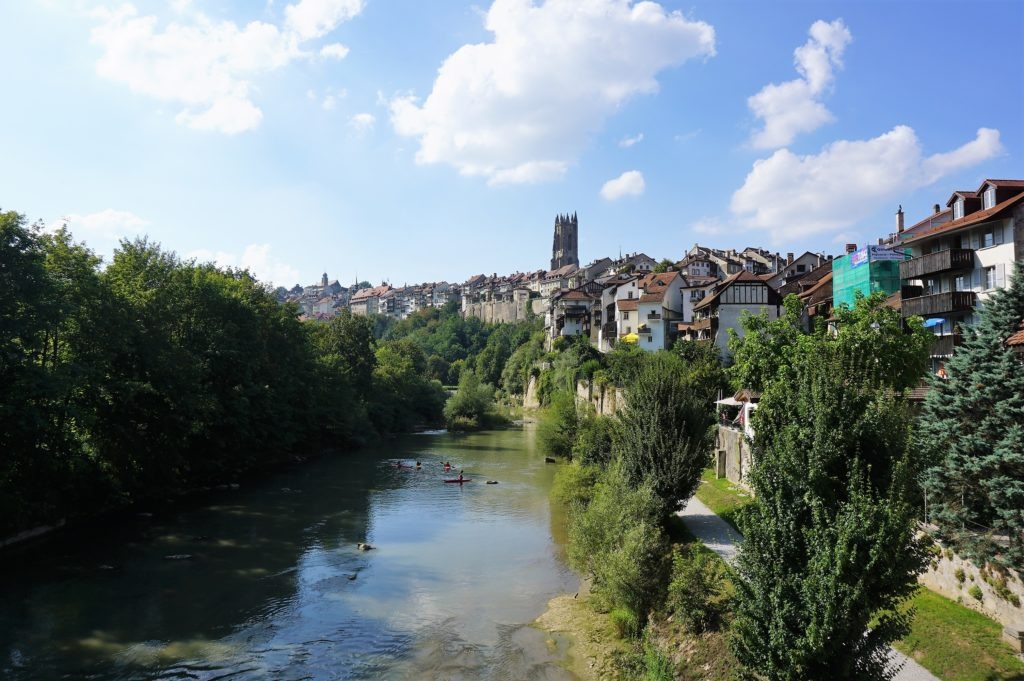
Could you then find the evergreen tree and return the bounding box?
[732,348,926,680]
[919,262,1024,569]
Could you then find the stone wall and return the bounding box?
[463,299,531,324]
[523,375,541,410]
[919,537,1024,630]
[574,379,625,416]
[715,425,752,489]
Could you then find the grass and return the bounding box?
[693,468,753,533]
[895,588,1024,681]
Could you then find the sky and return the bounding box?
[1,0,1021,288]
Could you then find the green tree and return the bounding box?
[727,294,806,392]
[613,353,715,509]
[443,369,497,429]
[652,258,675,274]
[919,263,1024,569]
[537,389,579,458]
[731,348,926,680]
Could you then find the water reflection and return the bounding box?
[0,426,576,679]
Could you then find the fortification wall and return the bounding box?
[463,300,531,325]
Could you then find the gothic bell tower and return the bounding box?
[550,212,578,270]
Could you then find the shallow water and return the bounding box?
[0,425,578,679]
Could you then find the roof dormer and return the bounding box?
[946,190,980,221]
[974,179,1024,210]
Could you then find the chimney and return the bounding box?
[896,205,904,234]
[878,238,884,246]
[933,203,941,214]
[846,243,857,254]
[827,254,833,261]
[786,252,794,265]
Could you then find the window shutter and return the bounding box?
[997,263,1006,288]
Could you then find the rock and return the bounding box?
[229,483,240,490]
[357,543,374,551]
[164,554,193,561]
[137,512,154,519]
[97,564,117,571]
[486,480,499,485]
[544,457,557,464]
[348,574,357,580]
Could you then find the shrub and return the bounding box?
[641,637,675,681]
[955,568,966,584]
[667,545,729,632]
[609,607,641,639]
[968,585,983,601]
[551,463,601,508]
[443,370,500,429]
[537,390,578,458]
[572,414,616,466]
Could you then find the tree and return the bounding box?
[731,347,926,680]
[613,353,714,510]
[443,369,497,429]
[727,294,806,392]
[652,258,675,274]
[919,263,1024,569]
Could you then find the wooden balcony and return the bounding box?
[900,248,974,280]
[602,321,618,337]
[647,312,663,320]
[902,291,977,317]
[930,333,963,357]
[691,317,715,331]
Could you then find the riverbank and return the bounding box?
[534,582,627,680]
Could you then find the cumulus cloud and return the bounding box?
[692,217,726,235]
[600,170,645,200]
[619,132,644,148]
[390,0,715,185]
[47,209,150,243]
[187,243,301,287]
[730,126,1002,240]
[319,42,350,59]
[89,1,364,134]
[747,19,851,149]
[348,112,375,136]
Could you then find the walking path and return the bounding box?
[677,496,939,681]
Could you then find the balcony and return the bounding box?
[602,321,617,338]
[691,317,715,331]
[902,291,977,317]
[930,333,964,357]
[647,312,662,320]
[900,248,974,280]
[637,326,652,335]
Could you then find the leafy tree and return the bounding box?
[731,347,926,680]
[443,369,497,429]
[613,353,715,510]
[537,389,579,458]
[727,294,806,392]
[919,262,1024,569]
[652,258,675,274]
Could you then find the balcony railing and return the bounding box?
[647,312,662,320]
[930,333,964,357]
[691,317,714,331]
[900,248,974,280]
[637,327,652,335]
[902,291,977,317]
[602,321,617,337]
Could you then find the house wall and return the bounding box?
[714,303,779,359]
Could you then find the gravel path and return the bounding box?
[677,494,940,681]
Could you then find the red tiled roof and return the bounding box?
[798,271,833,306]
[639,293,665,303]
[902,191,1024,244]
[350,285,391,301]
[617,299,639,311]
[946,190,978,207]
[902,208,952,237]
[978,179,1024,192]
[1007,322,1024,348]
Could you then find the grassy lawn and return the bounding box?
[895,588,1024,681]
[693,468,753,533]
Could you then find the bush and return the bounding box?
[609,607,641,639]
[537,390,578,458]
[641,637,675,681]
[667,545,729,632]
[968,585,983,601]
[551,463,601,508]
[443,370,500,429]
[571,413,616,465]
[567,461,670,616]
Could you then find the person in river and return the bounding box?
[415,461,422,470]
[443,461,451,471]
[458,469,464,482]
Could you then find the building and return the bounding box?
[546,281,603,347]
[633,272,687,351]
[682,270,783,359]
[897,178,1024,366]
[350,284,392,316]
[550,212,579,270]
[831,243,909,310]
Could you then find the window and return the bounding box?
[646,336,652,343]
[953,199,964,220]
[627,291,633,299]
[797,264,806,273]
[986,266,997,290]
[954,275,967,292]
[983,228,994,248]
[622,311,630,320]
[984,186,996,209]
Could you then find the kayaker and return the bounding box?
[458,470,464,482]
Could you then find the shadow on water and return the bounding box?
[0,427,577,680]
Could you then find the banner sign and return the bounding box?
[851,245,906,267]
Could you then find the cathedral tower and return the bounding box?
[550,212,579,270]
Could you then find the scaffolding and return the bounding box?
[832,245,909,310]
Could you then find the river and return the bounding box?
[0,425,580,680]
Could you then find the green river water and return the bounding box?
[0,425,580,680]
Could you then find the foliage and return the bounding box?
[566,461,670,617]
[731,347,927,680]
[613,353,717,510]
[640,637,675,681]
[652,258,675,274]
[551,462,602,508]
[603,342,647,386]
[968,585,983,601]
[499,331,545,395]
[537,390,579,458]
[443,369,500,430]
[572,413,616,466]
[610,607,642,639]
[918,262,1024,570]
[667,545,729,633]
[728,292,932,393]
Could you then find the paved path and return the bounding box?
[677,494,939,681]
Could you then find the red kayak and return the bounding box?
[444,479,471,483]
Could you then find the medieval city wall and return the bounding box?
[463,300,531,325]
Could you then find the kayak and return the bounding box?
[444,479,471,483]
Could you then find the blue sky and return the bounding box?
[1,0,1021,287]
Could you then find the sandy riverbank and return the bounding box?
[533,583,626,681]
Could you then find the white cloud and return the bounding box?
[674,129,700,143]
[692,217,725,235]
[348,112,375,135]
[47,209,150,242]
[390,0,715,185]
[319,42,350,59]
[284,0,363,40]
[730,126,1002,240]
[600,170,645,200]
[187,243,301,287]
[89,1,364,134]
[747,19,851,149]
[619,132,644,148]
